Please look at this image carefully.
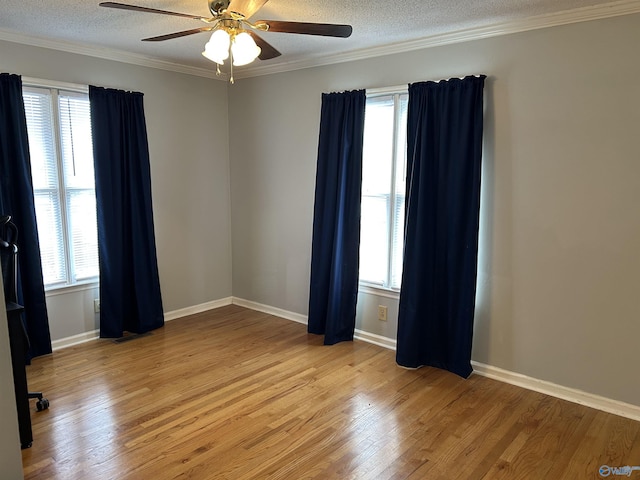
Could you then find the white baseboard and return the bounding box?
[229,301,640,421]
[230,299,397,350]
[354,329,397,350]
[52,329,100,351]
[471,361,640,422]
[163,297,233,322]
[231,297,308,325]
[230,299,396,354]
[50,297,234,350]
[49,298,640,421]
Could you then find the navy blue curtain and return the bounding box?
[396,75,486,378]
[308,90,365,345]
[0,73,52,358]
[89,86,164,338]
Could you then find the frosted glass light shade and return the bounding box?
[202,29,230,65]
[231,32,261,66]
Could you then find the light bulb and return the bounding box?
[231,32,261,66]
[202,29,230,65]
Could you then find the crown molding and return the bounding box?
[236,0,640,79]
[0,29,221,80]
[2,0,640,81]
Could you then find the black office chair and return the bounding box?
[1,215,49,412]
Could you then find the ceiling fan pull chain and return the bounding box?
[230,49,235,84]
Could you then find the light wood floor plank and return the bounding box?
[20,305,640,479]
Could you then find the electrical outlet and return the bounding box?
[377,305,388,321]
[94,299,100,313]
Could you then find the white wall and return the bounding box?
[228,13,640,406]
[45,285,100,342]
[0,277,25,479]
[1,40,233,341]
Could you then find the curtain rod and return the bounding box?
[367,74,486,96]
[367,85,408,96]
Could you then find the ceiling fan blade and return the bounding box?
[142,27,214,42]
[227,0,270,19]
[247,32,281,60]
[256,20,352,38]
[99,2,208,21]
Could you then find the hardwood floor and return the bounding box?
[21,305,639,479]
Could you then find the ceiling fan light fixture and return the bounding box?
[98,0,352,83]
[231,32,261,66]
[202,28,230,64]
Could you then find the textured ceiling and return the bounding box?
[1,0,638,77]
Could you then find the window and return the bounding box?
[23,85,99,288]
[359,90,408,290]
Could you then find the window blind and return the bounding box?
[359,92,408,290]
[23,86,98,287]
[23,88,67,285]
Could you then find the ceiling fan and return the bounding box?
[100,0,353,80]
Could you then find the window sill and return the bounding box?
[45,280,99,297]
[358,283,400,300]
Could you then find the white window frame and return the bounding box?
[22,77,99,292]
[359,85,408,296]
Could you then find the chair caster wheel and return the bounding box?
[36,398,49,411]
